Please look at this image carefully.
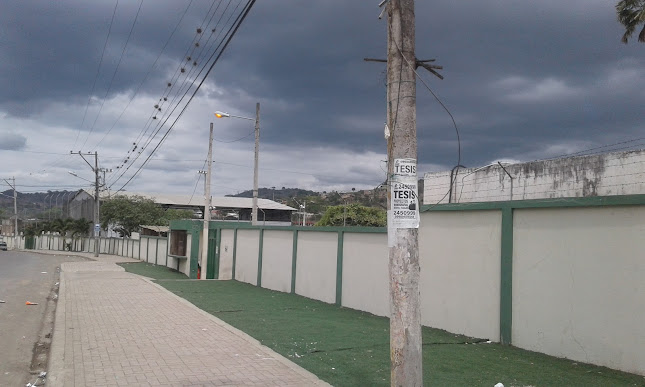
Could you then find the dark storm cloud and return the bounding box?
[1,0,643,175]
[203,0,644,168]
[0,132,27,150]
[0,1,216,114]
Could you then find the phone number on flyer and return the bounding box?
[393,210,416,217]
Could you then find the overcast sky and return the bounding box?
[1,0,643,198]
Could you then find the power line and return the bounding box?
[76,0,120,149]
[91,0,196,149]
[81,0,144,151]
[107,1,237,184]
[387,20,459,209]
[111,0,256,192]
[42,0,120,173]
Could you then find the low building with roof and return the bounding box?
[67,190,296,227]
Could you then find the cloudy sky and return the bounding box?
[1,0,643,198]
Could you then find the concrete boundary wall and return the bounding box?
[235,230,260,285]
[513,206,645,375]
[295,232,338,304]
[419,210,502,342]
[218,229,235,280]
[22,234,169,271]
[260,230,294,293]
[341,232,389,317]
[168,193,645,376]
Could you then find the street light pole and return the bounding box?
[94,152,99,257]
[13,178,17,248]
[214,103,260,226]
[252,102,260,226]
[301,201,306,226]
[200,123,214,279]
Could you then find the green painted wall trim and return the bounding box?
[257,229,264,287]
[335,231,344,306]
[206,232,216,279]
[165,237,169,267]
[232,229,238,280]
[291,230,299,294]
[155,238,159,265]
[421,193,645,212]
[189,227,200,279]
[170,219,385,235]
[500,207,514,345]
[215,228,221,279]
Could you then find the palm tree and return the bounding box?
[617,0,645,43]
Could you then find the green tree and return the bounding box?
[617,0,645,43]
[100,195,193,237]
[316,204,386,227]
[69,218,92,238]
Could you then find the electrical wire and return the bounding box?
[386,17,461,209]
[91,0,196,149]
[81,0,144,151]
[112,0,257,192]
[41,0,120,173]
[76,0,120,149]
[107,0,236,185]
[116,0,238,172]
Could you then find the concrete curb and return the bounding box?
[144,278,332,386]
[47,271,71,387]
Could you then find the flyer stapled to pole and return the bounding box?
[390,158,420,229]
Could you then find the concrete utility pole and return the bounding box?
[93,152,99,257]
[200,123,214,279]
[252,102,260,226]
[386,0,422,385]
[3,177,19,249]
[71,151,100,257]
[301,201,306,226]
[13,177,17,249]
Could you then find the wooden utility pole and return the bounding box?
[386,0,422,385]
[201,123,214,279]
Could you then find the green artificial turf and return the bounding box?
[118,262,188,280]
[149,279,645,387]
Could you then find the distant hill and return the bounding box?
[227,188,319,201]
[226,187,387,225]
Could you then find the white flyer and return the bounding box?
[390,158,420,229]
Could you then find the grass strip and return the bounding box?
[118,262,188,280]
[142,279,645,387]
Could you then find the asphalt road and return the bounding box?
[0,250,87,386]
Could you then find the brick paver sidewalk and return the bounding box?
[48,261,329,386]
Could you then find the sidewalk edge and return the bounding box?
[47,271,72,387]
[145,278,331,386]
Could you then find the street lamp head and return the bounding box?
[214,111,230,118]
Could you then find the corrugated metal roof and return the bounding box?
[140,225,170,233]
[102,191,296,211]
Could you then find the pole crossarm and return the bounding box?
[71,151,100,257]
[363,57,445,79]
